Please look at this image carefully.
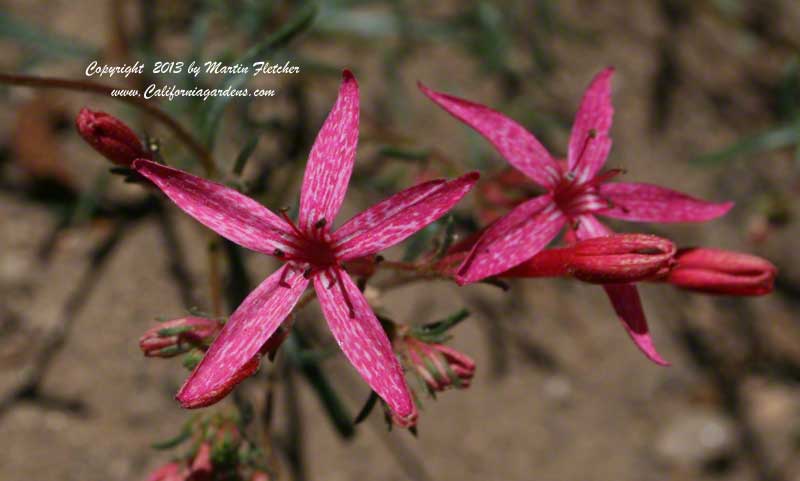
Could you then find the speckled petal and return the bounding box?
[456,195,565,285]
[598,182,733,222]
[314,268,417,425]
[574,217,669,366]
[334,172,479,261]
[134,159,295,255]
[419,82,560,188]
[298,70,360,232]
[568,68,614,182]
[176,265,309,408]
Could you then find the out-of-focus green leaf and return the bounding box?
[200,3,318,148]
[691,125,800,166]
[285,331,355,439]
[378,146,431,161]
[402,221,438,262]
[232,136,260,175]
[353,391,379,424]
[0,12,96,59]
[151,426,192,450]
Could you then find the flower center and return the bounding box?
[274,211,339,277]
[551,168,623,218]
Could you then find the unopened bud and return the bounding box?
[402,337,476,394]
[567,234,676,283]
[145,461,187,481]
[76,108,150,167]
[250,472,271,481]
[502,234,676,284]
[664,247,777,296]
[139,317,220,358]
[189,442,213,481]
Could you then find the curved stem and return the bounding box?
[0,72,217,176]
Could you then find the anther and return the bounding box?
[315,218,327,229]
[273,248,285,257]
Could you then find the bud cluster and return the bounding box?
[146,413,270,481]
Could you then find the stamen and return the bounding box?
[574,128,598,170]
[312,217,328,241]
[588,168,625,187]
[278,266,293,288]
[303,267,313,279]
[273,248,285,257]
[279,207,304,237]
[332,268,356,318]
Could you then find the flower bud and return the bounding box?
[401,337,476,394]
[567,234,676,283]
[188,442,213,481]
[139,317,220,358]
[145,462,188,481]
[250,472,271,481]
[665,247,777,296]
[76,108,150,167]
[501,234,676,284]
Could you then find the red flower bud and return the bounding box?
[250,472,271,481]
[501,234,676,284]
[188,442,213,481]
[664,247,777,296]
[146,462,188,481]
[139,317,220,358]
[76,108,149,167]
[402,337,476,393]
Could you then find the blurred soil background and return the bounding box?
[1,1,800,480]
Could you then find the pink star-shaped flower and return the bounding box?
[134,71,478,425]
[420,68,732,365]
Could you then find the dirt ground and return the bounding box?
[1,1,800,480]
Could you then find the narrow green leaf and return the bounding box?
[201,3,318,148]
[157,325,194,337]
[151,426,192,450]
[691,125,800,166]
[232,136,260,176]
[0,12,96,59]
[285,331,355,439]
[353,391,379,424]
[378,146,430,161]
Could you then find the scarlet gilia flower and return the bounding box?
[662,247,777,296]
[502,233,676,284]
[401,336,475,394]
[131,71,478,426]
[139,317,220,358]
[76,108,150,167]
[421,68,732,365]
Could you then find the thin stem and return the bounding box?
[0,72,217,176]
[207,236,223,317]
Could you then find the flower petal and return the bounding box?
[601,284,670,366]
[333,172,479,261]
[568,68,614,182]
[134,159,295,255]
[298,70,360,232]
[598,182,733,222]
[176,265,309,408]
[573,217,669,366]
[419,82,560,188]
[456,196,565,284]
[314,268,417,425]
